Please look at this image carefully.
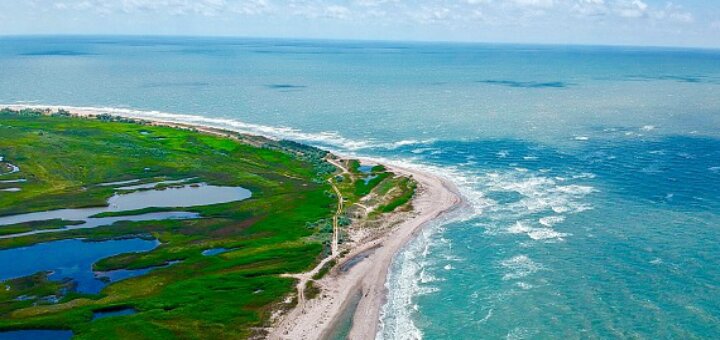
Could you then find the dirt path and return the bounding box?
[281,157,346,308]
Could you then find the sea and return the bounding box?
[1,36,719,339]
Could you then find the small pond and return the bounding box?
[357,164,375,174]
[201,248,231,256]
[357,164,380,184]
[0,238,159,294]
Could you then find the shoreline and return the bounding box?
[1,105,465,339]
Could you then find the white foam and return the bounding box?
[378,226,438,340]
[507,221,532,235]
[507,327,537,340]
[572,172,596,179]
[527,228,569,241]
[554,185,596,195]
[539,215,565,227]
[478,308,494,323]
[516,282,534,290]
[507,220,568,241]
[501,255,542,280]
[641,125,656,131]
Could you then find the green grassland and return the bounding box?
[0,109,337,338]
[335,158,416,216]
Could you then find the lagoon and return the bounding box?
[0,238,158,294]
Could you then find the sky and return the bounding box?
[0,0,719,48]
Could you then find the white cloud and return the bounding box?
[572,0,608,17]
[509,0,556,9]
[355,0,398,7]
[46,0,271,17]
[651,3,694,23]
[324,5,351,19]
[28,0,709,44]
[411,6,453,24]
[613,0,648,18]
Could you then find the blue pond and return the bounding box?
[0,330,72,340]
[0,238,158,294]
[201,248,231,256]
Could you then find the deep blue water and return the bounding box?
[0,330,72,340]
[1,36,719,339]
[0,238,158,294]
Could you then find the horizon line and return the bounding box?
[1,33,719,52]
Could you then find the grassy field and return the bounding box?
[0,109,337,338]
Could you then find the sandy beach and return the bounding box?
[2,105,464,339]
[268,160,462,340]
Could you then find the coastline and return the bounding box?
[1,105,464,339]
[269,160,462,340]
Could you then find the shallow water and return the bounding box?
[0,179,26,184]
[201,248,230,256]
[1,37,719,338]
[0,238,158,294]
[94,260,181,286]
[0,183,250,238]
[327,290,363,340]
[0,211,199,239]
[98,179,140,187]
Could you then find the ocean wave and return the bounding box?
[507,220,569,241]
[378,226,437,340]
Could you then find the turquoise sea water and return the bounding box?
[1,37,719,339]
